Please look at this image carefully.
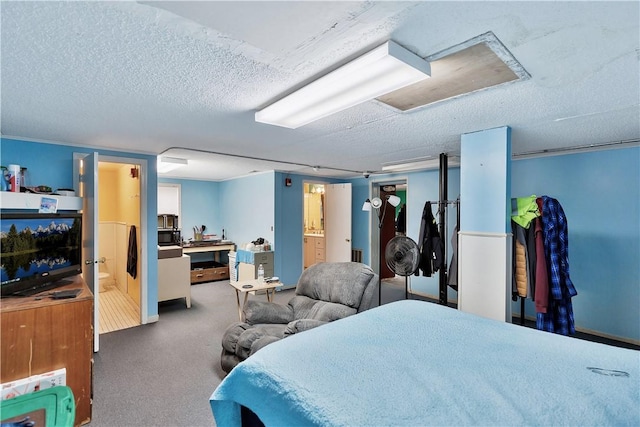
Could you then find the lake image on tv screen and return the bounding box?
[0,217,81,284]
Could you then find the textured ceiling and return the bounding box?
[1,1,638,181]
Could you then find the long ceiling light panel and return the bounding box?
[157,156,188,173]
[381,156,460,172]
[255,41,431,129]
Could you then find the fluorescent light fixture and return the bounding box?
[382,156,460,172]
[255,41,431,129]
[157,156,188,173]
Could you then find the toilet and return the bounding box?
[99,271,113,292]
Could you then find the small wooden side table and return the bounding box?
[228,279,280,321]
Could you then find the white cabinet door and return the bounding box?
[158,183,181,219]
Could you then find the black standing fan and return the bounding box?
[385,236,420,299]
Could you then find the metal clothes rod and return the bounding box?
[438,153,448,306]
[418,154,461,306]
[428,200,459,205]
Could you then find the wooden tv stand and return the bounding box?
[0,275,93,425]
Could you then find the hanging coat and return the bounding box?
[512,220,530,298]
[396,203,407,234]
[536,196,577,335]
[447,225,458,290]
[416,201,443,277]
[127,225,138,279]
[533,216,550,314]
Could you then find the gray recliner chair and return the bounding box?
[220,262,378,373]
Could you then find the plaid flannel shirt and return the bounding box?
[536,196,578,335]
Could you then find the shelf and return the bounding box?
[191,261,230,283]
[182,243,235,254]
[0,192,82,211]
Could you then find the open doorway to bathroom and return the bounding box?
[97,161,142,333]
[303,183,325,269]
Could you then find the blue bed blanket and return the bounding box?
[211,300,640,426]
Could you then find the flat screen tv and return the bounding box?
[1,212,83,297]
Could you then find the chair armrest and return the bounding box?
[285,319,329,336]
[251,335,282,353]
[244,300,294,324]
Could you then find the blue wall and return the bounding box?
[274,172,304,285]
[158,178,220,242]
[510,148,639,341]
[219,172,275,250]
[1,137,159,319]
[460,127,511,233]
[350,178,371,262]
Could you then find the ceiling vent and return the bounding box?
[377,32,530,111]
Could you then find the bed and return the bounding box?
[210,300,640,426]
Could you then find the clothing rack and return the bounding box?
[426,199,460,305]
[430,153,460,306]
[510,195,577,335]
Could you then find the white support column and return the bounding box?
[457,126,512,322]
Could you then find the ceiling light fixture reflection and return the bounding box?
[255,40,431,129]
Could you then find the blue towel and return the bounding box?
[235,249,255,264]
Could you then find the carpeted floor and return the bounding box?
[92,280,277,426]
[91,277,412,426]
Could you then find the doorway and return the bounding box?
[370,179,408,301]
[302,182,352,270]
[97,161,142,333]
[76,153,148,351]
[303,183,325,269]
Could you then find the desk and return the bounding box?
[228,279,280,321]
[182,243,235,261]
[182,243,235,284]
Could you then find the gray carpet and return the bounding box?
[90,277,416,426]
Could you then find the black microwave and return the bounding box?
[158,229,181,246]
[158,214,178,229]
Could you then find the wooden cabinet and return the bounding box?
[0,276,93,426]
[304,236,325,268]
[190,263,230,283]
[304,237,314,269]
[314,236,325,262]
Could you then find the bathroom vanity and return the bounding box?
[303,234,325,269]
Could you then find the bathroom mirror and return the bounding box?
[303,183,324,234]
